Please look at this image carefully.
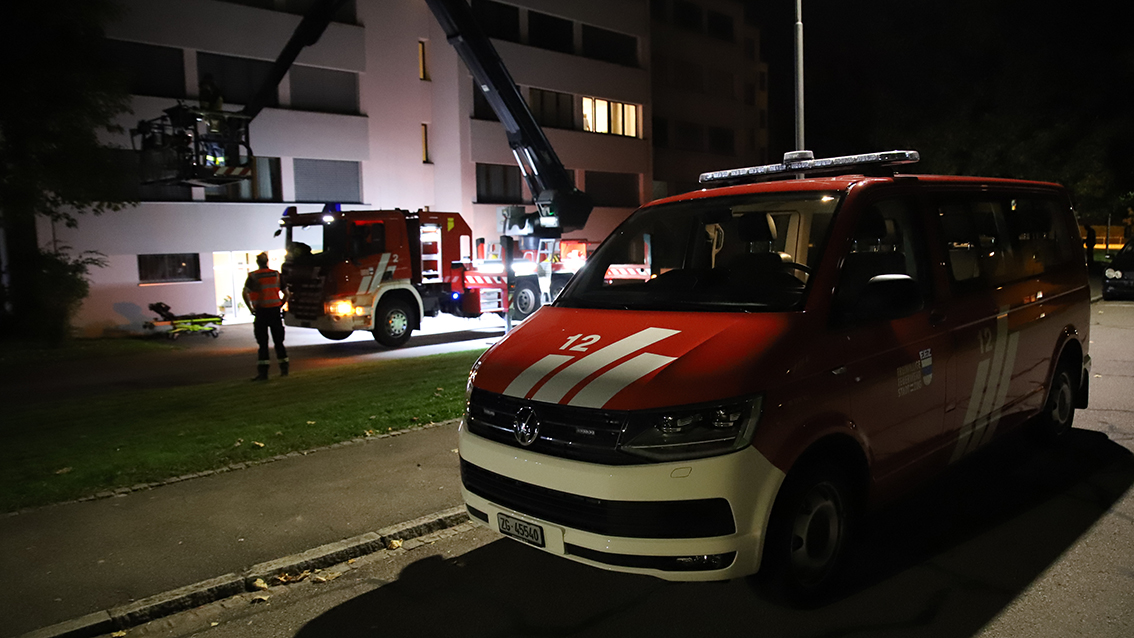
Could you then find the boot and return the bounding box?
[252,364,269,381]
[279,360,289,377]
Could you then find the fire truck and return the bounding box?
[275,205,506,346]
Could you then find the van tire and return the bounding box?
[373,297,413,348]
[1036,366,1076,440]
[758,460,854,604]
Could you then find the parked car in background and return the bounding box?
[1102,241,1134,300]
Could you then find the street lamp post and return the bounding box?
[794,0,805,151]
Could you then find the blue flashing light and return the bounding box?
[451,292,461,301]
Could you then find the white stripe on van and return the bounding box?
[568,352,678,409]
[530,327,680,404]
[503,354,573,399]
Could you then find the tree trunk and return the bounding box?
[0,190,42,333]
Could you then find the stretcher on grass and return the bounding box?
[143,302,222,339]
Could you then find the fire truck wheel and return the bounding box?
[318,329,352,341]
[511,279,540,320]
[757,460,854,604]
[373,297,414,347]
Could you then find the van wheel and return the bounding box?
[373,297,413,348]
[759,462,853,604]
[1037,366,1076,439]
[318,329,351,341]
[510,279,540,320]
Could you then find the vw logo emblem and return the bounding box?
[513,405,540,446]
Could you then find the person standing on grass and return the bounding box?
[243,252,290,381]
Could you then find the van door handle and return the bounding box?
[929,310,947,326]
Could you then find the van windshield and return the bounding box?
[558,192,841,311]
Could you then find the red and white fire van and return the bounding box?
[457,151,1091,597]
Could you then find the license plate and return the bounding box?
[497,513,545,548]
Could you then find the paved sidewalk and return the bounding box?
[1,422,466,638]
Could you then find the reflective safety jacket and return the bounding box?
[246,269,284,309]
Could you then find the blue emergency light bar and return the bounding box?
[699,150,920,186]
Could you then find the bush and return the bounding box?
[27,247,106,344]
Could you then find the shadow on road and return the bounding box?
[296,429,1134,637]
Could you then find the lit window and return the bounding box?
[583,97,638,137]
[418,41,429,81]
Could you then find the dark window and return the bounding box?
[582,25,638,67]
[529,11,573,54]
[937,195,1077,289]
[528,87,574,129]
[672,59,703,92]
[759,109,767,129]
[744,82,756,106]
[290,65,358,114]
[673,1,702,32]
[472,80,499,120]
[653,116,669,148]
[673,121,703,151]
[585,171,639,207]
[138,254,201,283]
[472,0,520,42]
[706,11,733,41]
[708,127,735,156]
[651,0,667,21]
[205,157,283,202]
[743,37,756,61]
[103,40,185,99]
[476,163,525,204]
[759,70,767,91]
[196,52,277,107]
[350,222,386,259]
[294,159,361,203]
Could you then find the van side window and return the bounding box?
[937,195,1075,290]
[835,198,930,312]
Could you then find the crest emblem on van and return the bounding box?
[513,406,540,446]
[920,349,933,386]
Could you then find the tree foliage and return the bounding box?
[0,0,133,339]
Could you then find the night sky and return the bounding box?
[746,0,1134,217]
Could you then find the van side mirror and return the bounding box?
[841,274,921,323]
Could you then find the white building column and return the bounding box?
[280,157,296,202]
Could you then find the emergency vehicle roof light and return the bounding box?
[699,150,920,186]
[321,203,341,213]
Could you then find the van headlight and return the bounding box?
[621,396,762,461]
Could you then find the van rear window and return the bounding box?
[937,194,1077,289]
[558,192,841,311]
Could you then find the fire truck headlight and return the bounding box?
[327,299,355,317]
[620,396,762,462]
[511,261,538,276]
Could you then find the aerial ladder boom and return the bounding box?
[424,0,593,236]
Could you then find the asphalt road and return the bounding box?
[111,301,1134,638]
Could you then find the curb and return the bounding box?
[20,506,471,638]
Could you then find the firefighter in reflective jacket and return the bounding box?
[243,252,291,380]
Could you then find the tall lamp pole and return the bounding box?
[794,0,805,151]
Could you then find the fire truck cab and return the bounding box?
[278,206,506,346]
[458,151,1092,599]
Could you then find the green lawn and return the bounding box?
[1,349,484,512]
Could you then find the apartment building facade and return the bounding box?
[49,0,650,336]
[650,0,768,197]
